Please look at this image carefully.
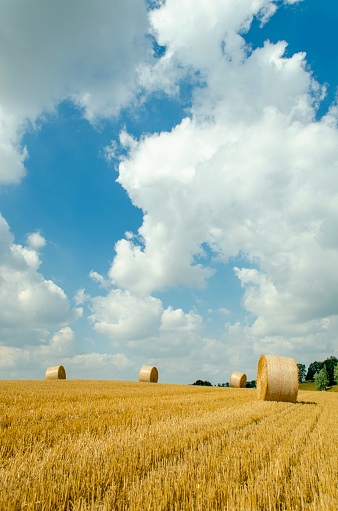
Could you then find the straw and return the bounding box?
[257,355,298,402]
[230,371,247,388]
[45,365,66,380]
[139,366,158,383]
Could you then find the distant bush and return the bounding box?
[334,364,338,385]
[306,356,337,385]
[192,380,212,386]
[314,368,329,391]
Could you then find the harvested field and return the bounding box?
[0,380,337,510]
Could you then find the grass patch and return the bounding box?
[299,382,338,392]
[299,381,317,391]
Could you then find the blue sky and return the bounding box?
[0,0,337,383]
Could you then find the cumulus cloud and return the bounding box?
[89,270,110,289]
[0,0,152,185]
[26,231,46,251]
[0,0,151,120]
[0,324,134,380]
[0,214,82,347]
[0,346,30,369]
[74,288,90,306]
[0,114,28,185]
[65,352,133,375]
[89,289,202,358]
[102,0,338,366]
[1,0,335,380]
[39,327,77,359]
[90,290,163,342]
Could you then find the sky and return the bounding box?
[0,0,338,384]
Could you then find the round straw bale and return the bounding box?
[45,365,66,380]
[230,371,247,388]
[257,355,298,403]
[139,366,158,383]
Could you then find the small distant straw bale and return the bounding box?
[45,365,66,380]
[139,366,158,383]
[257,354,298,403]
[230,371,246,388]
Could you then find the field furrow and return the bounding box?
[0,381,337,511]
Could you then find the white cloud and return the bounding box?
[74,288,90,306]
[0,0,152,185]
[160,306,202,332]
[0,114,28,185]
[89,290,163,341]
[0,346,30,369]
[0,325,134,380]
[1,0,335,382]
[0,0,151,120]
[89,289,202,358]
[0,214,82,347]
[149,0,277,73]
[218,308,230,315]
[26,232,46,251]
[89,270,110,289]
[102,0,338,369]
[65,352,133,373]
[39,327,77,359]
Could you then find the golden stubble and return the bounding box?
[0,380,337,510]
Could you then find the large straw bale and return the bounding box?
[230,371,247,388]
[257,354,298,402]
[45,365,66,380]
[139,366,158,383]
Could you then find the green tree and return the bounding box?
[322,356,338,385]
[192,380,212,386]
[297,364,306,383]
[334,364,338,385]
[314,367,329,391]
[306,361,323,380]
[305,356,338,384]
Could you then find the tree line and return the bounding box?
[297,355,338,391]
[193,355,338,391]
[192,380,256,388]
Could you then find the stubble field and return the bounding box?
[0,380,337,510]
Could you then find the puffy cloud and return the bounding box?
[1,0,334,381]
[0,0,152,185]
[0,214,81,347]
[90,290,163,341]
[0,327,77,377]
[104,0,338,365]
[74,288,90,306]
[0,346,30,369]
[65,352,133,374]
[0,0,151,120]
[0,113,28,185]
[39,327,77,359]
[89,288,202,358]
[160,306,202,332]
[89,270,110,289]
[0,325,134,380]
[149,0,277,68]
[26,232,46,251]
